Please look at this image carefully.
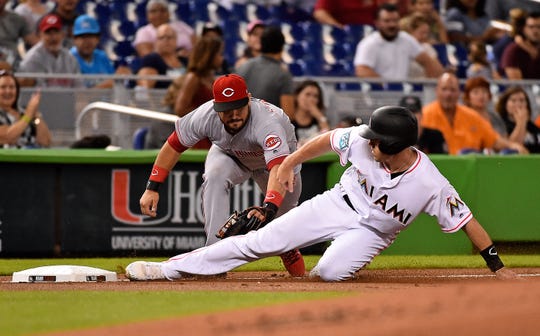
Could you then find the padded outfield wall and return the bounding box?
[0,150,538,257]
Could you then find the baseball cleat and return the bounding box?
[125,261,166,281]
[280,249,305,277]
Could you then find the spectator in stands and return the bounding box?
[354,3,444,79]
[485,0,540,22]
[18,13,81,88]
[0,0,38,71]
[462,76,507,137]
[466,40,500,79]
[400,0,448,44]
[402,13,440,78]
[15,0,53,29]
[234,19,265,70]
[236,26,295,120]
[422,72,526,155]
[136,24,187,90]
[200,22,230,75]
[495,86,540,153]
[313,0,407,28]
[444,0,503,48]
[292,80,330,147]
[48,0,80,48]
[399,95,447,154]
[70,14,131,89]
[491,8,528,76]
[146,37,223,149]
[14,0,52,51]
[174,36,223,118]
[0,71,51,148]
[500,11,540,79]
[133,0,195,58]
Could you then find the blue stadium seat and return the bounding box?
[288,61,305,77]
[113,41,136,58]
[230,3,248,22]
[285,42,306,60]
[109,1,128,21]
[335,82,361,91]
[281,22,305,43]
[135,0,149,27]
[93,2,111,26]
[191,0,210,22]
[345,24,371,44]
[322,61,353,76]
[246,3,270,21]
[432,43,450,67]
[451,43,469,78]
[133,127,149,150]
[175,1,194,25]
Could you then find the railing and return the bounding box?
[11,73,540,148]
[75,101,178,140]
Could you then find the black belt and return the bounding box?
[343,194,355,211]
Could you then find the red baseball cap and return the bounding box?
[213,74,249,112]
[39,14,62,33]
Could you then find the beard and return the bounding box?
[379,29,399,41]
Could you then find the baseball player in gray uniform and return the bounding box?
[139,74,305,277]
[128,106,518,281]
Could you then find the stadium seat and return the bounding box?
[284,42,306,63]
[322,60,353,76]
[246,3,270,21]
[191,0,210,22]
[230,2,248,22]
[281,22,305,44]
[288,61,305,77]
[134,0,149,27]
[93,2,111,25]
[109,20,136,42]
[133,127,149,150]
[113,41,136,59]
[322,24,347,45]
[175,1,194,25]
[345,24,371,44]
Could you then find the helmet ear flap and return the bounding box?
[378,140,404,155]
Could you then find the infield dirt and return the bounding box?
[5,268,540,336]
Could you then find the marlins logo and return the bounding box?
[338,131,350,150]
[446,196,464,217]
[264,134,282,150]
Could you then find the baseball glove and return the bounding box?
[215,204,277,239]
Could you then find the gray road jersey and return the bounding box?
[176,98,299,172]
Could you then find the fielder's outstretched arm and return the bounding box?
[461,218,519,280]
[140,140,183,217]
[278,132,333,193]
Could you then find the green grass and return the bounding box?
[0,291,344,336]
[2,254,540,276]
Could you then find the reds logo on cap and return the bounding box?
[213,74,249,112]
[39,14,62,32]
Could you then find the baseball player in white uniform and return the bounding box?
[139,74,305,277]
[128,106,517,281]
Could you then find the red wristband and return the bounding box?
[149,165,169,183]
[264,190,283,207]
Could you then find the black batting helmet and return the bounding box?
[358,106,418,154]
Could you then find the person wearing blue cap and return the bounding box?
[70,14,131,88]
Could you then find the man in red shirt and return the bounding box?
[501,11,540,79]
[313,0,409,28]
